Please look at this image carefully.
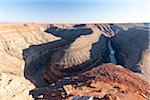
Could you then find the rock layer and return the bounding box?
[0,72,34,100]
[0,24,59,76]
[0,24,59,100]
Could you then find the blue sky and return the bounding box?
[0,0,150,23]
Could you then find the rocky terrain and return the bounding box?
[30,64,150,100]
[0,72,34,100]
[0,23,149,100]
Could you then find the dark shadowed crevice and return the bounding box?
[110,23,149,73]
[108,41,117,64]
[45,26,93,42]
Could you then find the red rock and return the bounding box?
[31,64,150,100]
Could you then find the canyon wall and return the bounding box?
[0,23,149,100]
[0,24,59,100]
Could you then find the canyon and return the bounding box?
[0,23,149,100]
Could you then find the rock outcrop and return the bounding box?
[30,64,150,100]
[137,49,150,84]
[42,24,111,84]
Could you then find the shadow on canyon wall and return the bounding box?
[22,24,149,89]
[22,25,110,88]
[110,24,149,72]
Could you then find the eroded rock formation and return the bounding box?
[42,24,112,84]
[30,64,150,100]
[0,24,59,76]
[110,23,149,72]
[0,23,149,100]
[0,23,59,100]
[137,49,150,84]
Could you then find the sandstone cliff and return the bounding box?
[0,24,59,76]
[0,24,60,100]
